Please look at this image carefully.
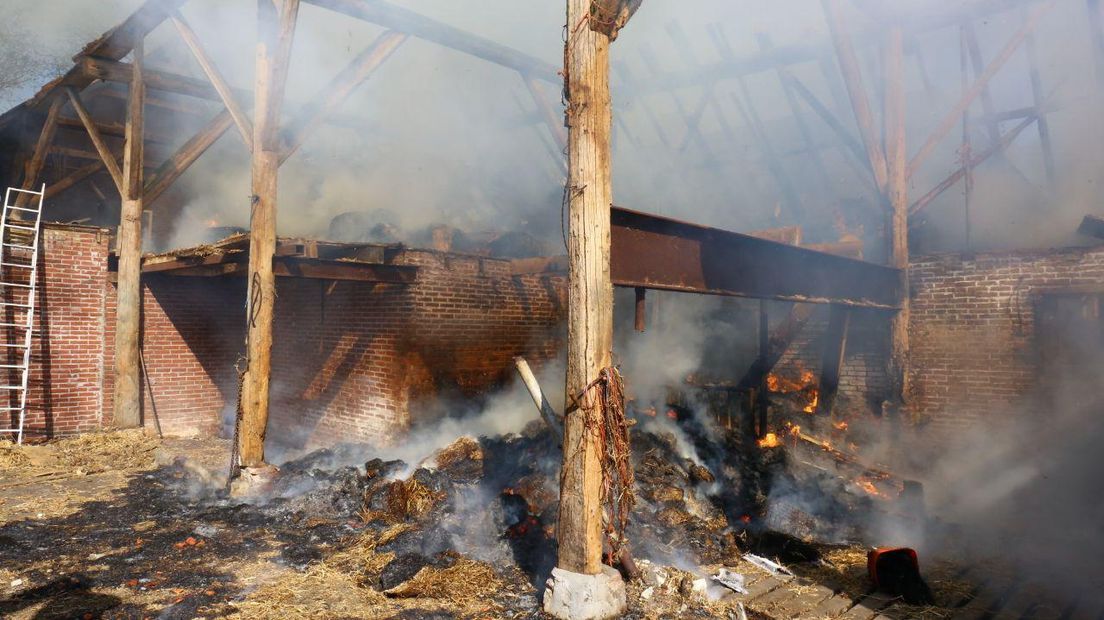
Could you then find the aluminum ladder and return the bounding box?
[0,185,44,444]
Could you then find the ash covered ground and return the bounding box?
[0,412,1030,619]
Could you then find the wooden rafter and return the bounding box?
[14,98,64,208]
[822,0,888,195]
[144,109,234,206]
[279,29,407,164]
[170,10,255,150]
[909,115,1037,219]
[66,87,125,194]
[906,0,1057,179]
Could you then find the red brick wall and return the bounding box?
[774,306,890,416]
[6,225,110,437]
[268,249,566,448]
[9,231,565,444]
[102,276,245,437]
[908,246,1104,432]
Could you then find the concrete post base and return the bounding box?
[542,565,627,620]
[228,464,278,498]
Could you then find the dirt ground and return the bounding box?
[0,430,1091,620]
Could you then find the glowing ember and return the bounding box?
[833,420,848,431]
[757,432,782,448]
[803,391,819,414]
[854,475,891,499]
[765,365,819,413]
[665,409,678,420]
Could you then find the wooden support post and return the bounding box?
[814,304,850,417]
[757,300,769,437]
[113,40,147,429]
[170,10,255,150]
[822,0,888,195]
[66,87,126,194]
[15,98,64,209]
[280,30,407,164]
[560,0,613,578]
[884,26,910,412]
[634,287,646,332]
[239,0,300,469]
[906,0,1056,179]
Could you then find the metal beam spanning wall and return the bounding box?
[610,207,899,309]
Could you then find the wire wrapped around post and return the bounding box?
[575,365,636,562]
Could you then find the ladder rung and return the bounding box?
[0,407,24,411]
[4,224,37,231]
[2,243,34,250]
[0,344,28,348]
[0,386,27,389]
[0,302,31,308]
[0,324,30,329]
[0,364,26,368]
[0,262,32,269]
[4,206,39,213]
[0,283,33,288]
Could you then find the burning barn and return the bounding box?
[1,0,1103,619]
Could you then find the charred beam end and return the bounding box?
[610,206,899,309]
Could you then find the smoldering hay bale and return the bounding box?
[383,557,503,603]
[428,436,484,482]
[380,475,446,523]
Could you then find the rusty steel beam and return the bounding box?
[610,207,899,309]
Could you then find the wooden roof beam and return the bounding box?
[302,0,560,83]
[169,10,255,150]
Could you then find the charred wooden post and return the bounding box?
[757,300,769,437]
[634,287,646,332]
[885,25,910,415]
[113,39,148,429]
[544,1,626,617]
[814,304,850,418]
[239,0,300,470]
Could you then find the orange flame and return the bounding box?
[855,475,891,499]
[833,420,849,431]
[757,433,782,448]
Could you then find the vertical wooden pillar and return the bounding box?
[884,26,910,411]
[559,0,613,577]
[239,0,300,467]
[757,300,769,437]
[633,287,646,332]
[112,40,146,429]
[814,304,850,418]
